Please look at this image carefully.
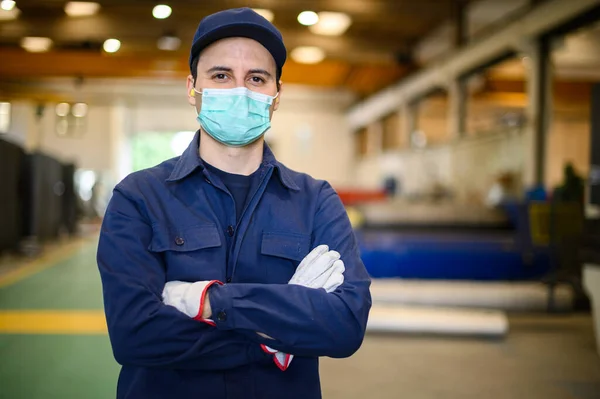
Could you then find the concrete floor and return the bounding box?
[1,239,599,398]
[321,316,600,399]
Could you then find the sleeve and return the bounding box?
[97,185,270,370]
[207,182,372,358]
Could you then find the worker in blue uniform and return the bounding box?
[97,7,372,399]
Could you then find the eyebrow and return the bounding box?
[206,65,233,74]
[205,66,273,79]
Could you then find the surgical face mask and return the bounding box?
[194,87,278,147]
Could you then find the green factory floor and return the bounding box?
[0,239,119,399]
[1,238,600,399]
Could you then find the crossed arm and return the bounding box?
[97,182,371,370]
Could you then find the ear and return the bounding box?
[186,75,196,107]
[273,80,283,112]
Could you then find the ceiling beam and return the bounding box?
[0,49,408,98]
[0,49,376,85]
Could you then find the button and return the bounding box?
[217,311,227,322]
[174,237,185,246]
[226,277,232,283]
[204,178,212,185]
[227,226,235,237]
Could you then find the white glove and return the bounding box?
[260,344,293,371]
[264,245,346,371]
[162,280,217,321]
[289,245,345,293]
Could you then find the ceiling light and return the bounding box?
[21,37,53,53]
[72,103,88,118]
[252,8,274,22]
[1,0,15,11]
[157,35,181,51]
[56,103,70,117]
[309,12,352,36]
[0,6,19,20]
[103,38,121,53]
[152,4,172,19]
[298,11,319,26]
[64,2,100,17]
[291,46,325,64]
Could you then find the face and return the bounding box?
[186,37,282,118]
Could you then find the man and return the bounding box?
[97,7,372,399]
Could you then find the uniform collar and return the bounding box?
[166,130,300,191]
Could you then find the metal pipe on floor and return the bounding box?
[370,279,573,312]
[367,305,509,337]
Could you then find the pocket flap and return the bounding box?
[149,224,221,252]
[261,231,311,262]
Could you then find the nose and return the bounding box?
[236,77,248,88]
[225,73,246,89]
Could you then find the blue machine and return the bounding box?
[357,230,551,280]
[355,201,554,281]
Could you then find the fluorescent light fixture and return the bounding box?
[152,4,172,19]
[157,35,181,51]
[72,103,88,117]
[291,46,325,64]
[103,38,121,53]
[0,6,19,20]
[64,2,100,17]
[309,12,352,36]
[56,103,70,117]
[1,0,15,11]
[21,37,53,53]
[298,11,318,26]
[252,8,274,22]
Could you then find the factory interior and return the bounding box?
[2,0,600,398]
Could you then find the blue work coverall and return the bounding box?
[97,131,372,398]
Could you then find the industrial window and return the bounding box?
[131,131,195,172]
[415,91,450,146]
[465,56,527,136]
[356,127,369,157]
[382,112,403,151]
[545,20,600,189]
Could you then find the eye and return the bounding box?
[250,76,265,84]
[213,73,228,81]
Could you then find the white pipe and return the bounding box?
[583,264,600,356]
[367,305,508,337]
[347,0,600,130]
[370,280,573,311]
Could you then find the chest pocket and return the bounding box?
[261,231,311,283]
[149,223,223,281]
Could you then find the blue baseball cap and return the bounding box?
[189,8,287,80]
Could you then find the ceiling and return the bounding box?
[0,0,470,97]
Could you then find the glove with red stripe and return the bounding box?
[261,245,345,371]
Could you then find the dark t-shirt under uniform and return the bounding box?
[203,161,260,223]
